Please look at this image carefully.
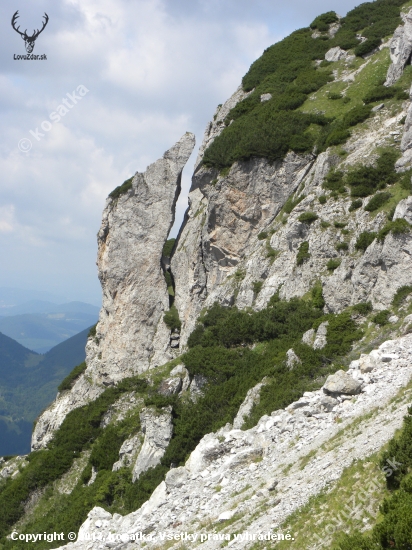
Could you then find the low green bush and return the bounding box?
[352,302,373,315]
[347,151,398,197]
[109,177,134,200]
[365,192,392,212]
[392,285,412,308]
[336,242,349,252]
[310,11,339,30]
[58,362,87,392]
[163,305,181,331]
[341,105,372,127]
[299,212,318,224]
[354,37,381,57]
[327,258,341,271]
[296,241,310,266]
[258,231,268,240]
[355,231,377,251]
[284,194,305,214]
[372,310,391,325]
[162,238,176,258]
[399,170,412,191]
[88,324,97,339]
[377,218,411,242]
[349,199,363,211]
[323,171,345,191]
[328,93,343,100]
[319,195,327,204]
[311,283,325,309]
[252,281,263,294]
[325,128,351,148]
[334,222,347,228]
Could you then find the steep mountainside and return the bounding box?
[2,1,412,549]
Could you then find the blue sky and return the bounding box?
[0,0,362,305]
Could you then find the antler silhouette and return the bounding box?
[11,11,25,37]
[11,11,49,53]
[32,13,49,40]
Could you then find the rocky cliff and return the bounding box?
[4,3,412,550]
[31,132,195,450]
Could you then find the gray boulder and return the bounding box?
[323,370,362,395]
[325,47,348,62]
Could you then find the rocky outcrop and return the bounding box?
[158,365,190,396]
[31,133,195,451]
[57,334,412,550]
[172,153,315,346]
[325,46,348,62]
[132,407,173,481]
[385,9,412,86]
[112,435,142,471]
[323,370,362,395]
[233,378,268,429]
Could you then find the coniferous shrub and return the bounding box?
[341,105,372,127]
[392,285,412,308]
[355,231,377,251]
[365,192,392,212]
[336,242,349,252]
[299,212,318,224]
[58,362,87,392]
[377,218,411,242]
[163,305,181,331]
[372,310,391,325]
[296,241,310,265]
[349,199,363,211]
[109,177,134,200]
[352,301,373,315]
[162,238,176,258]
[327,258,341,271]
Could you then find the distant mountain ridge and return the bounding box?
[0,302,99,353]
[0,328,90,455]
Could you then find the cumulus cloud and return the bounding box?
[0,0,361,303]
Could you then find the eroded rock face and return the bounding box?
[93,131,195,381]
[132,407,173,481]
[385,8,412,86]
[172,153,315,346]
[31,133,195,451]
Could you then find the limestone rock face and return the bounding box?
[233,378,268,429]
[132,407,173,481]
[172,153,315,346]
[31,133,195,451]
[323,370,362,395]
[94,131,195,381]
[394,196,412,225]
[325,47,348,62]
[112,434,142,471]
[385,8,412,86]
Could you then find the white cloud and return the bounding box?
[0,0,363,302]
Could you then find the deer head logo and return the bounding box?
[11,11,49,54]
